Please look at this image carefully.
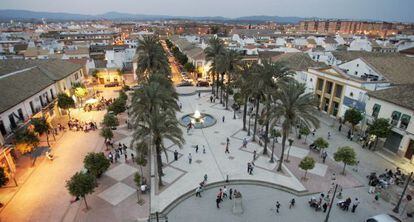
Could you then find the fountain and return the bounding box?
[180,110,216,129]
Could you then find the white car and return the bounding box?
[366,214,401,222]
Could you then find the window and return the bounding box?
[356,64,359,67]
[372,104,381,118]
[50,89,54,100]
[335,85,343,98]
[29,101,35,115]
[350,92,354,97]
[75,73,79,80]
[400,114,411,130]
[325,81,333,94]
[391,111,401,126]
[317,79,324,91]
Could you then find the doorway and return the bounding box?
[404,140,414,160]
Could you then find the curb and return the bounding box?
[157,179,308,215]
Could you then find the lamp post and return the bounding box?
[324,184,338,222]
[393,172,413,213]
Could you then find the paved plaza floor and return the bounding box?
[167,184,403,222]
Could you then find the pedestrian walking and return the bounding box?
[247,162,252,174]
[338,124,342,132]
[351,198,359,213]
[195,145,199,153]
[275,201,281,213]
[108,152,113,163]
[124,153,128,162]
[226,137,230,145]
[322,202,328,212]
[327,132,331,140]
[243,138,247,148]
[203,145,206,154]
[225,145,230,154]
[347,129,352,139]
[130,153,134,163]
[216,197,221,208]
[229,188,233,200]
[253,150,257,161]
[188,153,192,164]
[196,187,202,197]
[174,150,179,161]
[223,186,228,198]
[289,198,295,209]
[210,96,213,103]
[222,116,225,123]
[204,174,208,182]
[322,150,328,163]
[198,91,201,98]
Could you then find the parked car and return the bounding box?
[177,81,193,87]
[104,82,120,87]
[197,80,210,87]
[366,214,401,222]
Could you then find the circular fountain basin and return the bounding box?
[180,113,216,129]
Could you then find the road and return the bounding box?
[161,40,183,84]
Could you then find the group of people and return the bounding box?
[108,143,134,164]
[337,197,360,213]
[67,119,97,132]
[368,168,405,193]
[215,186,241,208]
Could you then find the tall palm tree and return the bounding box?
[237,62,254,131]
[219,50,241,109]
[136,35,170,80]
[130,73,183,186]
[268,80,319,171]
[204,37,225,95]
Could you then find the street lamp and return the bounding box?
[393,172,413,213]
[324,184,338,222]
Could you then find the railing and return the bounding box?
[148,212,168,222]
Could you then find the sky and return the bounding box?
[1,0,414,22]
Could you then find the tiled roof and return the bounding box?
[0,59,83,113]
[270,52,328,71]
[333,51,414,84]
[368,84,414,110]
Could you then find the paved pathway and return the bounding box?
[167,184,405,222]
[151,92,306,213]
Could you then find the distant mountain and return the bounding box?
[0,9,307,23]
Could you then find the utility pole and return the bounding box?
[324,184,338,222]
[393,172,413,213]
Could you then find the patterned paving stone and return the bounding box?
[161,167,184,184]
[105,163,138,181]
[98,182,136,206]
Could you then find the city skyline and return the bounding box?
[1,0,414,23]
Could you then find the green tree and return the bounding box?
[237,62,254,131]
[299,156,315,180]
[14,129,40,154]
[204,37,225,95]
[31,117,52,147]
[57,93,75,118]
[66,172,97,210]
[134,172,143,204]
[184,62,195,72]
[108,98,126,115]
[119,90,128,101]
[72,82,88,107]
[217,49,241,109]
[131,73,184,187]
[368,118,392,149]
[0,166,9,187]
[313,137,329,151]
[83,152,110,178]
[299,127,310,143]
[344,108,363,131]
[267,80,319,171]
[270,129,282,163]
[136,35,170,80]
[102,113,119,129]
[334,146,357,175]
[100,127,113,150]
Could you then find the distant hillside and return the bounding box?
[0,9,307,23]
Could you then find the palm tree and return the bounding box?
[219,50,241,109]
[204,37,225,95]
[237,62,254,131]
[130,74,183,187]
[136,35,170,80]
[31,117,53,147]
[267,80,319,171]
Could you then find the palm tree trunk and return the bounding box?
[263,121,269,155]
[46,133,50,147]
[211,73,215,95]
[216,73,219,96]
[277,131,288,172]
[220,74,224,104]
[155,139,164,187]
[242,96,248,131]
[252,96,260,142]
[225,88,229,110]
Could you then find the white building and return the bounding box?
[0,60,84,145]
[366,85,414,161]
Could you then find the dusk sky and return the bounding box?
[1,0,414,22]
